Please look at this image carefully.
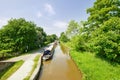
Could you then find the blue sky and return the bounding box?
[0,0,95,36]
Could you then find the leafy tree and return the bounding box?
[70,35,87,51]
[45,34,58,44]
[0,18,38,53]
[92,17,120,62]
[83,0,120,63]
[63,20,89,51]
[35,27,47,47]
[59,32,69,42]
[66,20,79,38]
[86,0,120,30]
[0,29,14,52]
[51,34,58,40]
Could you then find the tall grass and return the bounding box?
[70,50,120,80]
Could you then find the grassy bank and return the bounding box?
[70,50,120,80]
[24,54,40,80]
[0,60,24,80]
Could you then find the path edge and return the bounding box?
[30,54,43,80]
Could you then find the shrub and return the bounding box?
[70,35,87,51]
[92,17,120,63]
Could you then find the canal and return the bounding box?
[38,44,82,80]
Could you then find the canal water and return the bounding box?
[38,44,82,80]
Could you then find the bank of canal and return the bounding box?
[38,44,82,80]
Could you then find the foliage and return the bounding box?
[62,0,120,63]
[86,0,120,30]
[91,17,120,62]
[0,18,47,58]
[59,32,69,42]
[70,35,86,51]
[35,27,47,47]
[45,34,58,44]
[60,0,120,79]
[0,18,37,52]
[62,21,88,51]
[0,50,12,59]
[66,20,80,38]
[70,50,120,80]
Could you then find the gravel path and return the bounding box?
[1,48,44,80]
[8,54,38,80]
[1,48,44,62]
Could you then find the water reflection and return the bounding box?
[38,44,82,80]
[60,43,69,54]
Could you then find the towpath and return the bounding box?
[1,48,44,80]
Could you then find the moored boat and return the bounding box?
[42,42,56,61]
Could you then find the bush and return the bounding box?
[59,32,69,42]
[0,50,12,59]
[70,35,87,51]
[92,17,120,63]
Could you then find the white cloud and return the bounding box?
[44,3,55,15]
[52,21,68,37]
[0,18,8,28]
[43,26,61,37]
[53,21,68,29]
[37,12,42,18]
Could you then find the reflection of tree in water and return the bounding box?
[38,45,82,80]
[60,43,82,80]
[66,58,82,80]
[60,43,69,55]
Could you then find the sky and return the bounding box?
[0,0,95,37]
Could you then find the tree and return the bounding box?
[83,0,120,63]
[66,20,79,38]
[59,32,69,42]
[70,35,87,51]
[45,34,58,44]
[0,18,37,53]
[86,0,120,31]
[35,27,47,47]
[92,17,120,62]
[0,29,14,52]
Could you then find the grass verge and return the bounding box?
[24,54,40,80]
[0,60,24,80]
[70,50,120,80]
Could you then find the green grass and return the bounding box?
[24,54,40,80]
[70,50,120,80]
[0,60,24,80]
